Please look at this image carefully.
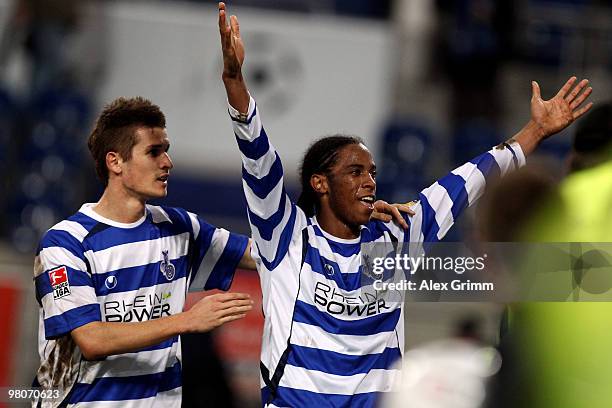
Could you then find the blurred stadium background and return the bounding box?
[0,0,610,406]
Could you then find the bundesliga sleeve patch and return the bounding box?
[48,266,71,300]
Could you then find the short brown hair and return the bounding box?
[87,97,166,184]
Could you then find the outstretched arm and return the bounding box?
[218,2,304,270]
[410,77,593,243]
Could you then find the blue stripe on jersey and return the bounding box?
[437,173,469,221]
[38,230,84,261]
[204,233,248,291]
[258,203,298,271]
[417,192,441,243]
[311,225,361,257]
[293,300,400,336]
[44,303,101,339]
[303,246,361,291]
[66,211,99,231]
[287,345,401,376]
[247,190,287,241]
[35,266,93,299]
[94,257,189,296]
[68,361,181,403]
[270,386,380,408]
[235,126,269,160]
[83,215,189,253]
[471,151,501,180]
[241,152,283,199]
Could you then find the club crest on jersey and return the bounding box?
[49,266,71,300]
[160,250,175,281]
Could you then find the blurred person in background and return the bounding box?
[381,316,501,408]
[32,96,256,407]
[476,103,612,408]
[218,2,592,406]
[501,102,612,408]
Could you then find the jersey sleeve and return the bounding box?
[187,212,249,291]
[409,141,526,243]
[229,96,305,271]
[34,223,101,339]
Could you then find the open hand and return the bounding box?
[531,76,593,140]
[219,2,244,80]
[371,200,415,230]
[186,292,253,332]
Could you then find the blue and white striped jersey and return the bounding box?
[33,203,248,407]
[230,97,524,407]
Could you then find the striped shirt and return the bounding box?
[33,203,248,407]
[230,97,524,407]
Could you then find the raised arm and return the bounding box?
[218,2,303,270]
[410,77,592,243]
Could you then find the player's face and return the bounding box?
[120,126,173,200]
[325,143,376,227]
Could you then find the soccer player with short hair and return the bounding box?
[33,96,255,407]
[218,3,592,406]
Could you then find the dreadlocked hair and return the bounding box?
[297,135,363,217]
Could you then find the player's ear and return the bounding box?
[106,151,123,177]
[310,173,328,194]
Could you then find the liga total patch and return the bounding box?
[49,266,71,300]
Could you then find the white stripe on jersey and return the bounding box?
[51,220,89,242]
[187,212,200,240]
[84,233,190,274]
[242,176,284,219]
[79,343,180,381]
[408,202,424,243]
[491,144,524,174]
[451,162,486,205]
[421,182,455,240]
[280,366,399,394]
[37,246,88,276]
[291,322,399,356]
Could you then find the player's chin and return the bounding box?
[353,206,373,226]
[149,187,168,199]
